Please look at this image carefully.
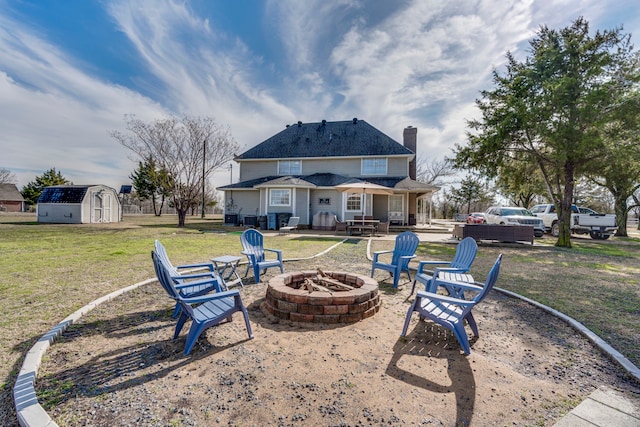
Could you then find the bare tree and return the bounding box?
[0,168,17,184]
[415,157,456,185]
[111,115,238,227]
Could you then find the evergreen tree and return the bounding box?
[21,168,72,206]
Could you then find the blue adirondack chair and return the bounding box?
[152,251,253,355]
[155,240,220,317]
[401,254,502,355]
[410,236,478,295]
[240,229,284,283]
[370,231,420,288]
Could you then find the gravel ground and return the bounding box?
[35,239,640,426]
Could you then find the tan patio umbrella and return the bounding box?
[335,181,393,224]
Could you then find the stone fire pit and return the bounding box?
[264,270,380,323]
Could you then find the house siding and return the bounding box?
[239,156,408,181]
[0,200,23,212]
[294,189,308,224]
[385,157,408,176]
[310,189,340,216]
[228,191,259,218]
[239,160,277,181]
[301,158,360,176]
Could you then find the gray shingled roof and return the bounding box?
[217,173,441,193]
[0,183,24,201]
[237,119,414,160]
[219,173,363,190]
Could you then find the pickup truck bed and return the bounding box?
[530,204,617,239]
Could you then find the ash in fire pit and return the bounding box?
[264,270,380,323]
[291,269,359,293]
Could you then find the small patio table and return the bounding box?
[436,271,475,300]
[211,255,244,290]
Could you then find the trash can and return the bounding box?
[267,213,277,230]
[258,215,267,230]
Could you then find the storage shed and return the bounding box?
[0,183,25,212]
[37,185,121,224]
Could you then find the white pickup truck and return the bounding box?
[530,204,617,240]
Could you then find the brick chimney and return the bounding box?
[403,126,417,180]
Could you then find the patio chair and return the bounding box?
[371,231,420,288]
[279,216,300,235]
[152,251,253,355]
[334,217,348,235]
[410,237,478,296]
[240,229,284,283]
[376,221,389,236]
[154,240,220,317]
[402,254,502,355]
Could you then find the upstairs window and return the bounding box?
[269,189,291,206]
[361,158,387,175]
[278,160,302,175]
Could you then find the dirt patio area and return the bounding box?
[35,238,640,426]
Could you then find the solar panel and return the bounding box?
[38,187,87,203]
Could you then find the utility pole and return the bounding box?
[201,139,206,218]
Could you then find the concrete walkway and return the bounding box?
[554,387,640,426]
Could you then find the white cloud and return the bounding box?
[0,13,168,189]
[1,0,638,193]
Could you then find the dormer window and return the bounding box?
[361,158,387,175]
[278,160,302,175]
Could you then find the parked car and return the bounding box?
[484,206,545,237]
[530,203,617,239]
[467,212,485,224]
[454,213,467,222]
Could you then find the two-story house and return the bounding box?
[217,118,439,229]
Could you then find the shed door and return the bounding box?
[92,191,112,223]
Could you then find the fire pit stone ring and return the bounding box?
[264,270,380,323]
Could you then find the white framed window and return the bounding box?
[361,158,387,175]
[389,194,403,212]
[269,189,291,206]
[346,193,362,211]
[278,160,302,175]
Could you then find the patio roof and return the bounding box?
[217,173,439,194]
[254,176,316,188]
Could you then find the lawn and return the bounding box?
[1,213,639,425]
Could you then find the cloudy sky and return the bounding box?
[1,0,639,191]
